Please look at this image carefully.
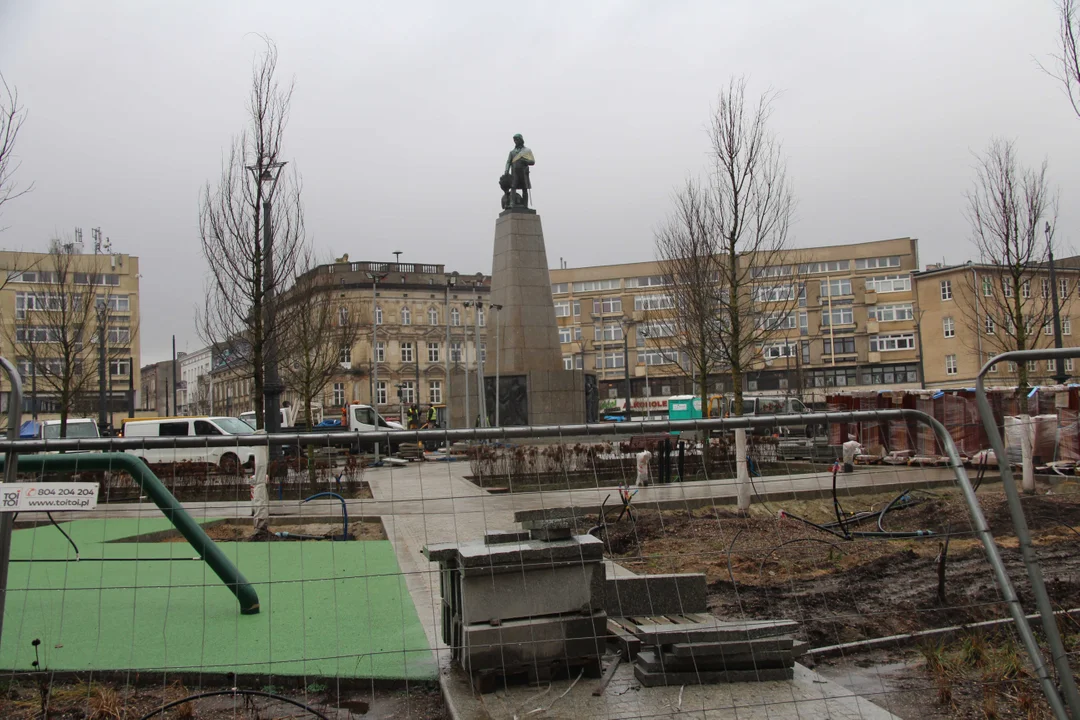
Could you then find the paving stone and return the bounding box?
[604,573,707,616]
[514,506,590,524]
[632,663,794,687]
[455,534,603,568]
[632,618,800,645]
[528,526,573,541]
[462,611,607,673]
[484,530,531,545]
[423,542,458,563]
[635,649,794,673]
[670,637,794,657]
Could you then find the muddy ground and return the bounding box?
[0,679,447,719]
[582,483,1080,718]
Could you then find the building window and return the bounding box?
[945,355,957,375]
[865,274,911,293]
[982,277,993,296]
[401,306,411,325]
[988,363,998,373]
[593,296,623,315]
[559,327,572,343]
[107,326,131,344]
[759,311,797,330]
[628,275,671,288]
[1042,278,1050,298]
[450,307,461,326]
[428,342,440,362]
[479,343,487,363]
[1004,282,1013,298]
[822,337,856,355]
[375,306,383,325]
[1022,281,1030,299]
[1047,360,1058,372]
[401,342,414,363]
[750,265,793,279]
[428,380,442,404]
[97,294,131,312]
[943,316,955,338]
[109,359,130,376]
[821,307,854,326]
[1060,278,1070,298]
[820,278,851,298]
[869,333,916,352]
[807,366,858,387]
[340,345,351,364]
[640,348,679,365]
[375,380,387,405]
[573,278,621,293]
[428,307,439,325]
[477,306,485,327]
[799,260,849,274]
[562,356,575,370]
[1028,360,1038,372]
[634,293,675,311]
[596,323,624,342]
[799,310,808,335]
[332,382,345,406]
[1065,318,1072,335]
[940,280,952,301]
[450,342,463,362]
[554,300,571,317]
[551,282,568,294]
[1067,358,1075,373]
[1045,319,1054,336]
[339,306,350,326]
[375,341,385,362]
[573,300,581,316]
[985,315,995,335]
[855,256,901,271]
[595,351,624,369]
[870,303,914,322]
[801,340,811,365]
[861,364,919,385]
[399,381,415,404]
[763,342,797,359]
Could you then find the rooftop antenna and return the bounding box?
[92,227,102,254]
[393,251,403,265]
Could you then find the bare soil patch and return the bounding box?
[0,679,447,719]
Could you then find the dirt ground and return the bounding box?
[583,482,1080,718]
[0,679,447,719]
[155,519,388,542]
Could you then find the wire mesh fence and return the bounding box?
[0,405,1075,719]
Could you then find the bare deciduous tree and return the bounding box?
[654,77,798,417]
[0,74,32,226]
[4,244,128,436]
[959,138,1061,412]
[198,38,306,429]
[1042,0,1080,120]
[279,255,364,430]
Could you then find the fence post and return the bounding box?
[975,347,1080,719]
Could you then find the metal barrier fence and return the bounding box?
[0,397,1077,716]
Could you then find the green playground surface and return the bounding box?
[0,517,436,681]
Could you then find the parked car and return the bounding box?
[726,396,819,437]
[121,416,258,473]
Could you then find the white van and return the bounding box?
[122,416,258,473]
[36,418,101,440]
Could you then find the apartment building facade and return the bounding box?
[0,246,140,423]
[914,259,1080,388]
[548,237,922,406]
[201,259,490,420]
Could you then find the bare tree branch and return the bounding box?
[654,76,799,417]
[1039,0,1080,120]
[956,138,1063,412]
[0,73,33,227]
[197,37,307,428]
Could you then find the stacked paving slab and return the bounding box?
[629,617,809,687]
[423,515,606,692]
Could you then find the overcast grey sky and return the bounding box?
[1,1,1077,363]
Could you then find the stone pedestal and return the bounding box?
[488,209,597,425]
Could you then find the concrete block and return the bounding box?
[484,530,532,546]
[632,618,800,645]
[604,573,707,617]
[636,648,795,672]
[514,506,590,524]
[462,611,607,673]
[632,663,793,687]
[460,563,602,624]
[423,542,459,564]
[528,527,573,541]
[670,637,794,658]
[455,534,604,569]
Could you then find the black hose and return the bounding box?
[877,489,912,533]
[138,689,330,720]
[757,537,847,577]
[830,465,850,539]
[47,512,78,560]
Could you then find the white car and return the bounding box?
[122,416,257,473]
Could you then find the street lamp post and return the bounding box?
[1047,222,1069,385]
[444,272,458,429]
[491,304,503,425]
[247,161,286,452]
[641,326,650,420]
[621,317,633,420]
[367,270,388,462]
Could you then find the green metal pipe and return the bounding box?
[0,453,259,615]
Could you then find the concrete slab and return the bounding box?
[605,573,707,616]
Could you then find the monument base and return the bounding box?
[485,370,598,427]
